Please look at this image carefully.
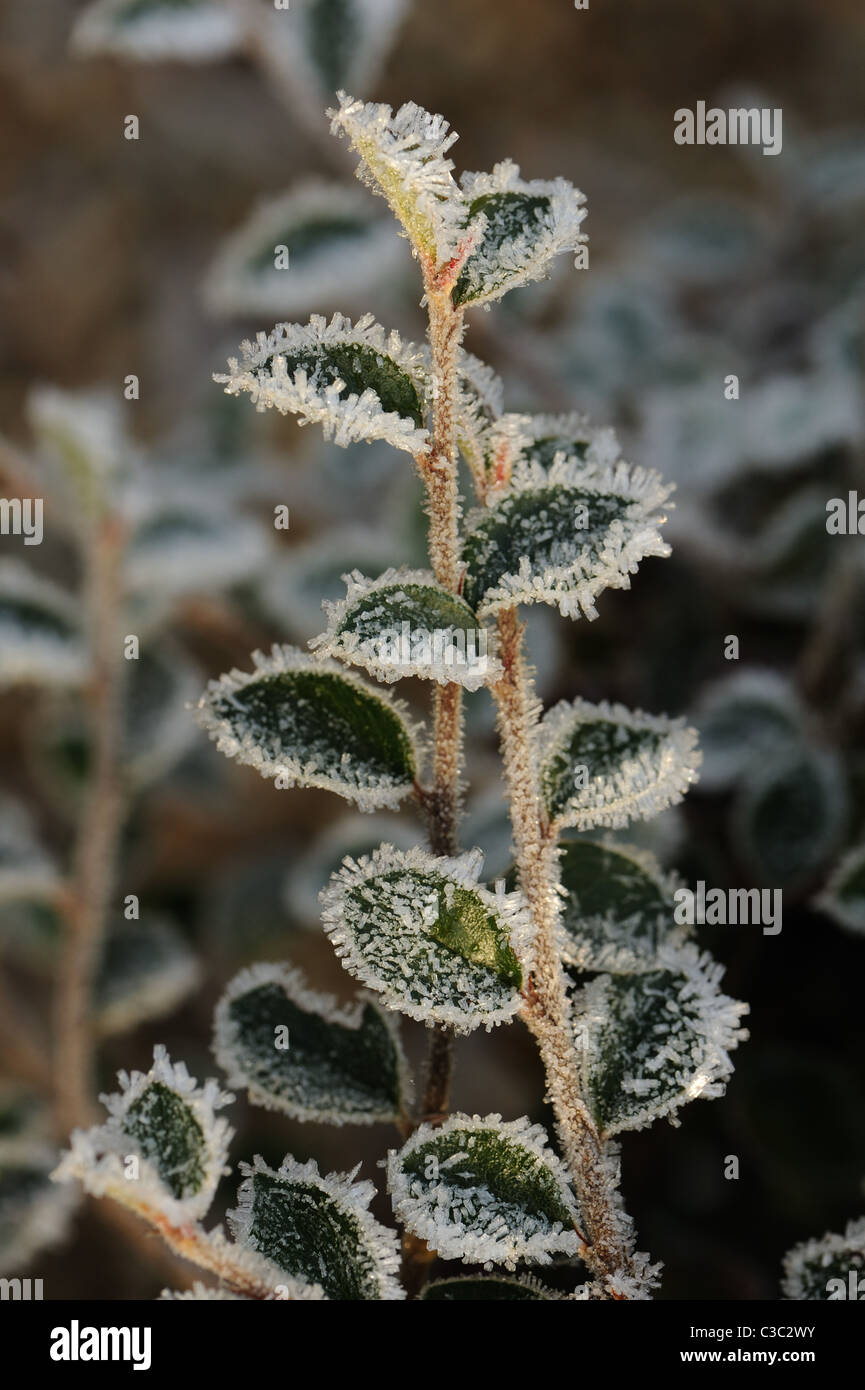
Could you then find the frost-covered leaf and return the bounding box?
[95,916,201,1036]
[388,1114,581,1269]
[195,645,420,812]
[27,387,132,528]
[71,0,242,62]
[538,698,701,832]
[455,351,505,477]
[512,412,599,471]
[228,1154,403,1300]
[453,162,587,308]
[746,489,854,623]
[781,1218,865,1300]
[284,811,419,927]
[570,945,749,1137]
[124,496,269,600]
[559,839,687,974]
[311,567,501,691]
[0,799,60,905]
[693,670,806,794]
[420,1273,559,1300]
[214,962,409,1126]
[330,93,479,267]
[461,454,673,619]
[203,180,404,319]
[732,747,847,891]
[0,563,87,689]
[52,1046,232,1224]
[814,844,865,935]
[319,845,533,1031]
[215,313,429,455]
[0,1149,78,1276]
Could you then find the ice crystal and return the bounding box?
[538,697,702,831]
[51,1046,233,1225]
[215,313,430,455]
[214,961,409,1126]
[388,1113,582,1269]
[454,161,587,307]
[229,1153,404,1300]
[194,644,421,813]
[311,567,502,690]
[570,944,749,1137]
[319,844,534,1031]
[462,453,673,619]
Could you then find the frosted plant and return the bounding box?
[52,96,750,1301]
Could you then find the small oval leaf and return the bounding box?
[195,645,421,813]
[228,1154,403,1300]
[538,698,701,831]
[95,916,201,1037]
[320,845,533,1031]
[732,747,847,891]
[388,1113,581,1269]
[213,962,409,1126]
[311,567,501,690]
[0,563,87,690]
[693,669,807,793]
[559,839,688,974]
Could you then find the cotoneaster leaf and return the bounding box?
[388,1114,582,1269]
[213,962,409,1126]
[95,916,201,1037]
[195,645,421,813]
[461,455,673,619]
[215,313,429,455]
[559,839,688,974]
[693,669,807,793]
[51,1046,232,1225]
[732,747,847,892]
[538,698,701,831]
[453,161,587,308]
[0,563,87,690]
[571,945,749,1138]
[228,1154,403,1300]
[311,567,501,690]
[320,845,533,1032]
[124,498,269,601]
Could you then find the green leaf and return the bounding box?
[228,1154,403,1300]
[693,670,807,792]
[815,844,865,935]
[461,455,672,618]
[95,916,201,1037]
[420,1273,559,1300]
[52,1046,232,1223]
[559,839,687,974]
[571,946,748,1138]
[320,845,533,1031]
[213,963,409,1126]
[215,313,429,455]
[195,645,421,813]
[388,1113,581,1268]
[781,1219,865,1300]
[732,747,847,891]
[538,698,701,831]
[453,163,586,307]
[311,567,501,690]
[71,0,241,62]
[0,562,87,690]
[203,181,403,320]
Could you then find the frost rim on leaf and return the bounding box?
[310,566,502,690]
[538,697,702,831]
[319,844,534,1032]
[193,643,423,813]
[213,960,410,1126]
[463,453,674,619]
[388,1112,582,1269]
[228,1153,404,1301]
[781,1217,865,1300]
[454,160,588,308]
[51,1045,233,1225]
[215,312,430,455]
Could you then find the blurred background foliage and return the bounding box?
[0,0,864,1298]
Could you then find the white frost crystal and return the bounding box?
[51,1046,233,1225]
[215,312,430,455]
[319,844,534,1031]
[388,1113,582,1269]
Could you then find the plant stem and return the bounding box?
[492,606,631,1290]
[54,515,127,1136]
